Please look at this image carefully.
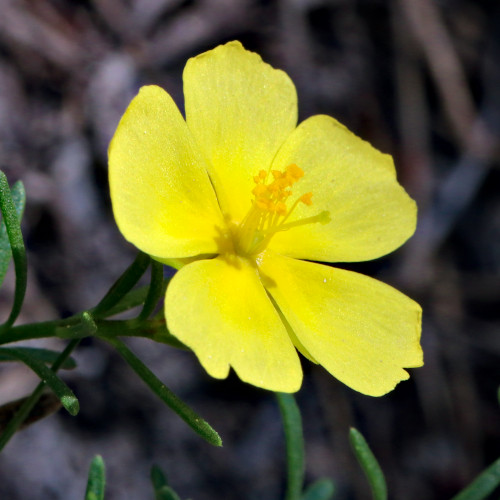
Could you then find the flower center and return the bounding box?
[235,164,327,256]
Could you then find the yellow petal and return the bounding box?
[109,85,225,259]
[268,115,417,262]
[165,256,302,392]
[183,41,297,222]
[259,252,423,396]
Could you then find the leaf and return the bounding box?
[0,347,76,369]
[277,393,305,500]
[349,427,387,500]
[105,337,222,447]
[151,465,184,500]
[154,486,182,500]
[148,327,188,350]
[85,455,106,500]
[138,260,165,320]
[0,347,79,415]
[151,464,169,490]
[0,172,27,331]
[0,339,80,452]
[93,317,188,350]
[450,457,500,500]
[100,285,151,318]
[0,390,62,434]
[301,478,335,500]
[57,311,98,339]
[103,275,170,320]
[0,180,25,286]
[92,252,150,317]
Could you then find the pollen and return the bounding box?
[251,164,308,215]
[235,163,322,256]
[300,192,313,206]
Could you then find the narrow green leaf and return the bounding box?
[0,180,25,286]
[101,285,151,318]
[0,172,27,331]
[155,486,181,500]
[94,318,187,350]
[0,384,46,452]
[0,339,80,451]
[151,464,182,500]
[151,464,169,490]
[0,347,76,369]
[139,261,165,320]
[92,252,150,317]
[57,311,98,339]
[85,455,106,500]
[104,276,170,319]
[0,347,79,415]
[0,316,80,346]
[301,478,335,500]
[0,390,62,433]
[349,428,387,500]
[105,337,222,447]
[145,324,188,350]
[451,457,500,500]
[138,259,166,320]
[277,393,305,500]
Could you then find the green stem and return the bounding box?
[93,318,187,349]
[0,314,183,353]
[0,338,80,451]
[0,316,81,345]
[277,393,305,500]
[0,252,171,347]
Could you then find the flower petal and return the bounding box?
[259,252,423,396]
[109,85,225,259]
[165,255,302,392]
[268,115,417,262]
[183,41,298,222]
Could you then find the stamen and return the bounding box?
[236,163,326,255]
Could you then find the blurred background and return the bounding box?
[0,0,499,498]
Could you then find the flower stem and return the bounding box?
[0,316,81,345]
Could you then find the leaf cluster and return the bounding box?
[82,394,500,500]
[0,171,220,451]
[0,171,498,499]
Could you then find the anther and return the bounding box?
[237,163,324,255]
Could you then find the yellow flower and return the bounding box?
[109,41,423,396]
